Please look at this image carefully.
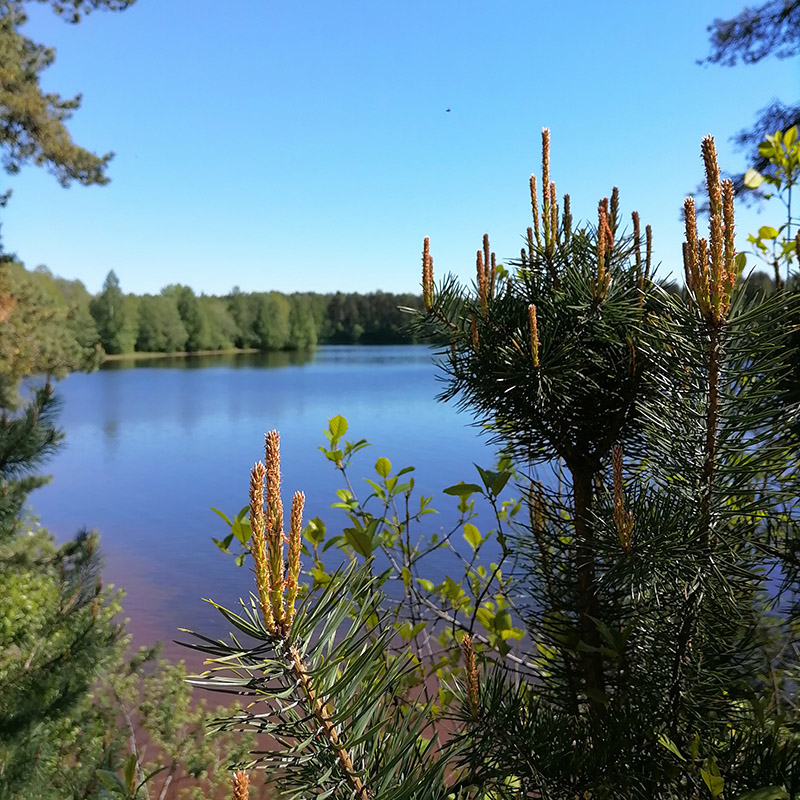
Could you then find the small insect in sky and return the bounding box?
[446,108,451,113]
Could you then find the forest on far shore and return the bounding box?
[8,263,428,363]
[9,260,781,377]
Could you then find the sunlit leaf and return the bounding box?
[328,414,348,439]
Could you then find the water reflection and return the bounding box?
[102,418,118,443]
[101,349,316,371]
[33,345,495,656]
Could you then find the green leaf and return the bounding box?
[211,534,233,554]
[234,553,246,567]
[96,770,127,795]
[494,610,512,631]
[734,787,790,800]
[305,516,326,545]
[443,482,483,497]
[490,471,512,496]
[701,769,724,799]
[375,456,392,478]
[537,642,557,660]
[344,438,370,456]
[328,414,348,439]
[344,526,374,558]
[744,167,765,189]
[418,578,435,592]
[231,519,251,545]
[759,140,777,158]
[140,765,168,788]
[322,535,343,552]
[476,606,495,630]
[123,753,137,791]
[209,506,232,527]
[474,464,495,493]
[311,565,331,586]
[463,523,482,549]
[657,733,685,761]
[364,478,386,500]
[758,225,779,240]
[323,447,344,464]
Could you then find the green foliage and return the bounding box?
[699,2,799,212]
[0,262,101,406]
[3,263,428,362]
[0,513,126,800]
[325,290,426,344]
[0,532,260,800]
[202,295,238,350]
[701,1,800,67]
[0,351,261,799]
[287,293,318,350]
[409,137,800,796]
[162,284,211,353]
[0,0,135,193]
[184,561,452,800]
[253,291,291,350]
[744,125,800,286]
[135,293,188,352]
[739,127,800,443]
[0,383,62,535]
[203,135,800,798]
[89,271,138,355]
[226,286,259,348]
[98,649,260,800]
[0,4,264,795]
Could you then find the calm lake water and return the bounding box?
[30,346,497,658]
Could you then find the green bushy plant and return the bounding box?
[202,133,800,799]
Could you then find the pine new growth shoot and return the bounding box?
[231,770,249,800]
[461,634,480,720]
[682,136,740,325]
[247,431,304,637]
[411,129,800,797]
[187,432,453,800]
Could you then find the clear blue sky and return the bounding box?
[3,0,797,296]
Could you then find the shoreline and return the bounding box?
[102,347,263,362]
[101,343,424,363]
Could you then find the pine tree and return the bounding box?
[414,130,800,799]
[0,0,136,197]
[195,133,800,799]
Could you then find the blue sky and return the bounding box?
[3,0,797,296]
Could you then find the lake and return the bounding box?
[30,346,497,659]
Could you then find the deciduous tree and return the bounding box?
[89,270,137,354]
[701,0,800,201]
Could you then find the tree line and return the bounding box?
[8,264,427,359]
